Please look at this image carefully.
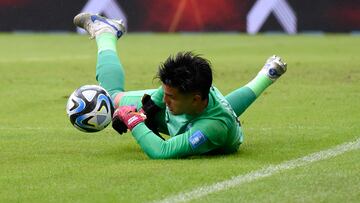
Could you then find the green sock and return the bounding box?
[225,87,257,117]
[225,74,273,117]
[96,50,125,98]
[95,33,117,53]
[245,74,273,97]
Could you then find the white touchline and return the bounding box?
[155,137,360,203]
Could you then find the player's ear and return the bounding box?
[192,94,202,103]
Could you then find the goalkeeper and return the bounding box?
[74,13,287,159]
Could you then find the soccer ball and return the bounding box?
[66,85,114,132]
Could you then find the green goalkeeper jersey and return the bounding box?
[118,86,243,159]
[94,36,277,159]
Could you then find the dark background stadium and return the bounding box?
[0,0,359,32]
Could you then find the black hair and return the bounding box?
[157,51,212,100]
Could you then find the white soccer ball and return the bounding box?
[66,85,114,132]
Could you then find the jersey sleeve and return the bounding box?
[131,120,228,159]
[150,86,166,109]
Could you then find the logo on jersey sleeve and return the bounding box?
[189,130,207,149]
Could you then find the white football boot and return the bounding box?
[259,55,287,81]
[73,13,126,39]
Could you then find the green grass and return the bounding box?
[0,33,359,202]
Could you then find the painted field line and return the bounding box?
[155,137,360,203]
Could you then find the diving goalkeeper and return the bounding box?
[73,13,287,159]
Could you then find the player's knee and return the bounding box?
[113,92,125,108]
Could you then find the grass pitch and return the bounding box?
[0,33,359,202]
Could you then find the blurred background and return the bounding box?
[0,0,359,34]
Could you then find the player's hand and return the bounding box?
[112,112,128,135]
[141,94,161,117]
[140,94,165,139]
[113,106,146,131]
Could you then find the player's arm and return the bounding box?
[131,122,227,159]
[113,105,228,159]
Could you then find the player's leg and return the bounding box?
[226,55,287,117]
[96,34,125,98]
[73,13,126,100]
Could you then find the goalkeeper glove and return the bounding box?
[141,94,162,136]
[113,106,146,134]
[112,113,128,135]
[112,94,164,139]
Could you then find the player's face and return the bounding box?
[162,84,196,115]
